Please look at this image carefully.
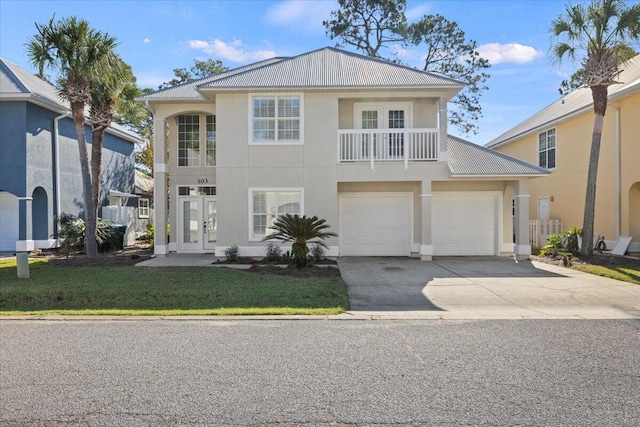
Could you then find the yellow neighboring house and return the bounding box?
[486,54,640,253]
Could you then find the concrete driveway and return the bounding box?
[337,257,640,319]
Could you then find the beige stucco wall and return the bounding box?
[494,90,640,246]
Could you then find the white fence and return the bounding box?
[529,219,563,247]
[338,128,439,168]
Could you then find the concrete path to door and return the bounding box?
[337,257,640,319]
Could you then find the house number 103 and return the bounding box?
[197,178,208,184]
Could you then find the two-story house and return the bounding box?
[0,58,143,253]
[139,47,548,260]
[487,54,640,253]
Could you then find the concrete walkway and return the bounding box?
[338,257,640,320]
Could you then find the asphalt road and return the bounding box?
[1,319,639,426]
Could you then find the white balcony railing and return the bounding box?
[338,128,439,169]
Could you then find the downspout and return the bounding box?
[53,111,71,246]
[611,106,621,237]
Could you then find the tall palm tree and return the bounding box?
[89,58,138,220]
[28,16,118,257]
[550,0,640,256]
[262,214,337,268]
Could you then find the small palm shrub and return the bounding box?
[224,244,239,262]
[262,214,337,268]
[58,213,114,255]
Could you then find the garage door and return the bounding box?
[0,192,19,252]
[432,192,499,256]
[339,193,411,256]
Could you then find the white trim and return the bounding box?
[248,93,304,145]
[537,128,557,170]
[154,244,168,255]
[514,244,532,256]
[248,187,304,241]
[353,101,413,130]
[16,240,35,252]
[17,197,33,201]
[420,245,434,255]
[411,243,420,253]
[35,239,58,249]
[514,194,530,198]
[155,163,167,173]
[138,198,150,219]
[500,243,515,254]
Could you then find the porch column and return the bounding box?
[514,179,531,259]
[16,196,34,252]
[420,180,433,261]
[438,97,448,162]
[153,113,168,256]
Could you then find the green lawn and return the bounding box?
[571,263,640,285]
[0,259,349,316]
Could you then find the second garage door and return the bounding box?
[339,193,412,256]
[432,192,499,256]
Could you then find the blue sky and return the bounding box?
[0,0,608,144]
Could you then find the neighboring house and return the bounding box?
[486,54,640,253]
[0,58,143,253]
[138,47,548,260]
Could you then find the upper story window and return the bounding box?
[206,115,216,166]
[178,115,200,167]
[251,95,302,144]
[177,114,216,167]
[538,129,556,169]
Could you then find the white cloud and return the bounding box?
[187,39,277,63]
[143,38,151,44]
[406,4,431,22]
[477,43,543,65]
[265,0,334,34]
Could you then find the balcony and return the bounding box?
[338,128,439,169]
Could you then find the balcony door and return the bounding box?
[354,102,412,159]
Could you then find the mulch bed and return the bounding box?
[32,244,153,267]
[246,264,341,278]
[531,253,639,268]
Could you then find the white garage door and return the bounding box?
[339,193,411,256]
[432,192,499,256]
[0,192,19,252]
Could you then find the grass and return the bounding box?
[571,263,640,285]
[0,259,349,316]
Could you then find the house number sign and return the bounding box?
[197,178,208,184]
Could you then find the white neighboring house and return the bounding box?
[138,47,548,259]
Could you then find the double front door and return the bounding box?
[355,102,411,159]
[178,196,217,251]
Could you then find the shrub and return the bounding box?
[224,245,239,263]
[144,221,154,246]
[539,233,563,257]
[310,243,325,263]
[563,227,581,255]
[264,242,282,262]
[58,213,114,255]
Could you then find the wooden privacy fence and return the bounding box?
[529,219,563,247]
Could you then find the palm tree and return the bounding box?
[28,16,118,257]
[550,0,640,256]
[262,214,337,268]
[89,58,138,220]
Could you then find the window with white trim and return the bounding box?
[250,189,302,239]
[251,95,301,143]
[178,115,200,167]
[538,129,556,169]
[138,198,150,219]
[206,115,216,166]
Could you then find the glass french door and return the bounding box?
[355,103,410,159]
[178,196,217,251]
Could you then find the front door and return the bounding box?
[538,196,550,220]
[178,196,217,252]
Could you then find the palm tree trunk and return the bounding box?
[72,101,98,257]
[581,85,608,256]
[91,126,105,237]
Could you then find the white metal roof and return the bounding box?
[0,58,144,144]
[486,54,640,149]
[448,135,549,177]
[198,47,464,91]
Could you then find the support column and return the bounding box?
[16,196,34,252]
[153,113,168,256]
[420,180,433,261]
[514,179,531,260]
[438,97,448,162]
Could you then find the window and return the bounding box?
[178,186,216,196]
[178,115,200,167]
[138,198,150,219]
[538,129,556,169]
[251,95,301,143]
[206,115,216,166]
[250,189,303,239]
